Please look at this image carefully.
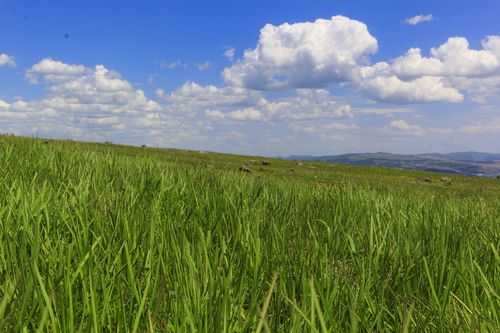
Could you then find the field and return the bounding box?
[0,136,499,332]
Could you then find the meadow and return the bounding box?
[0,136,499,332]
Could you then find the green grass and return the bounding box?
[0,136,499,332]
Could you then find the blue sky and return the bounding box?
[1,0,500,155]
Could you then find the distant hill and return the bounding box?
[419,152,500,163]
[289,152,500,177]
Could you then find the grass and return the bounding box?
[0,136,499,332]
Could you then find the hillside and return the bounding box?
[0,136,499,332]
[290,152,500,177]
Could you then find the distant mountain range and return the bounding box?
[288,152,500,177]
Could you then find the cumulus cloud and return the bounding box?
[291,122,358,133]
[220,15,500,104]
[2,61,356,149]
[390,48,444,78]
[450,75,500,103]
[355,107,414,116]
[225,108,264,121]
[431,37,499,77]
[160,60,187,70]
[205,110,225,120]
[261,89,353,121]
[357,74,464,103]
[405,14,433,26]
[26,58,87,83]
[162,82,353,122]
[390,119,420,131]
[383,37,500,79]
[162,81,263,112]
[460,119,500,134]
[224,48,236,62]
[484,36,500,57]
[0,99,10,110]
[0,53,15,67]
[352,36,500,103]
[389,119,428,136]
[223,15,378,90]
[0,59,214,147]
[288,121,359,143]
[197,61,211,71]
[388,119,454,136]
[353,61,463,103]
[28,63,156,115]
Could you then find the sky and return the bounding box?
[1,0,500,156]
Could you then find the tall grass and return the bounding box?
[0,139,499,332]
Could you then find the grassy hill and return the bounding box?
[0,136,499,332]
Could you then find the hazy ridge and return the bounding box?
[289,152,500,177]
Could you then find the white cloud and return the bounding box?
[358,75,464,103]
[155,88,166,98]
[297,122,358,132]
[221,16,500,104]
[375,38,500,80]
[460,119,500,134]
[352,36,500,103]
[388,119,454,136]
[261,89,353,120]
[0,53,15,67]
[390,119,420,131]
[160,60,187,70]
[205,110,225,119]
[483,36,500,58]
[0,59,214,147]
[197,61,211,71]
[0,99,10,110]
[390,48,444,78]
[354,58,464,103]
[226,108,264,121]
[161,82,353,122]
[206,107,264,121]
[450,75,500,103]
[147,74,158,85]
[389,119,428,136]
[355,107,414,116]
[224,48,236,62]
[163,81,262,111]
[26,58,86,83]
[29,58,86,76]
[405,14,433,26]
[289,121,358,142]
[223,15,378,90]
[431,37,499,77]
